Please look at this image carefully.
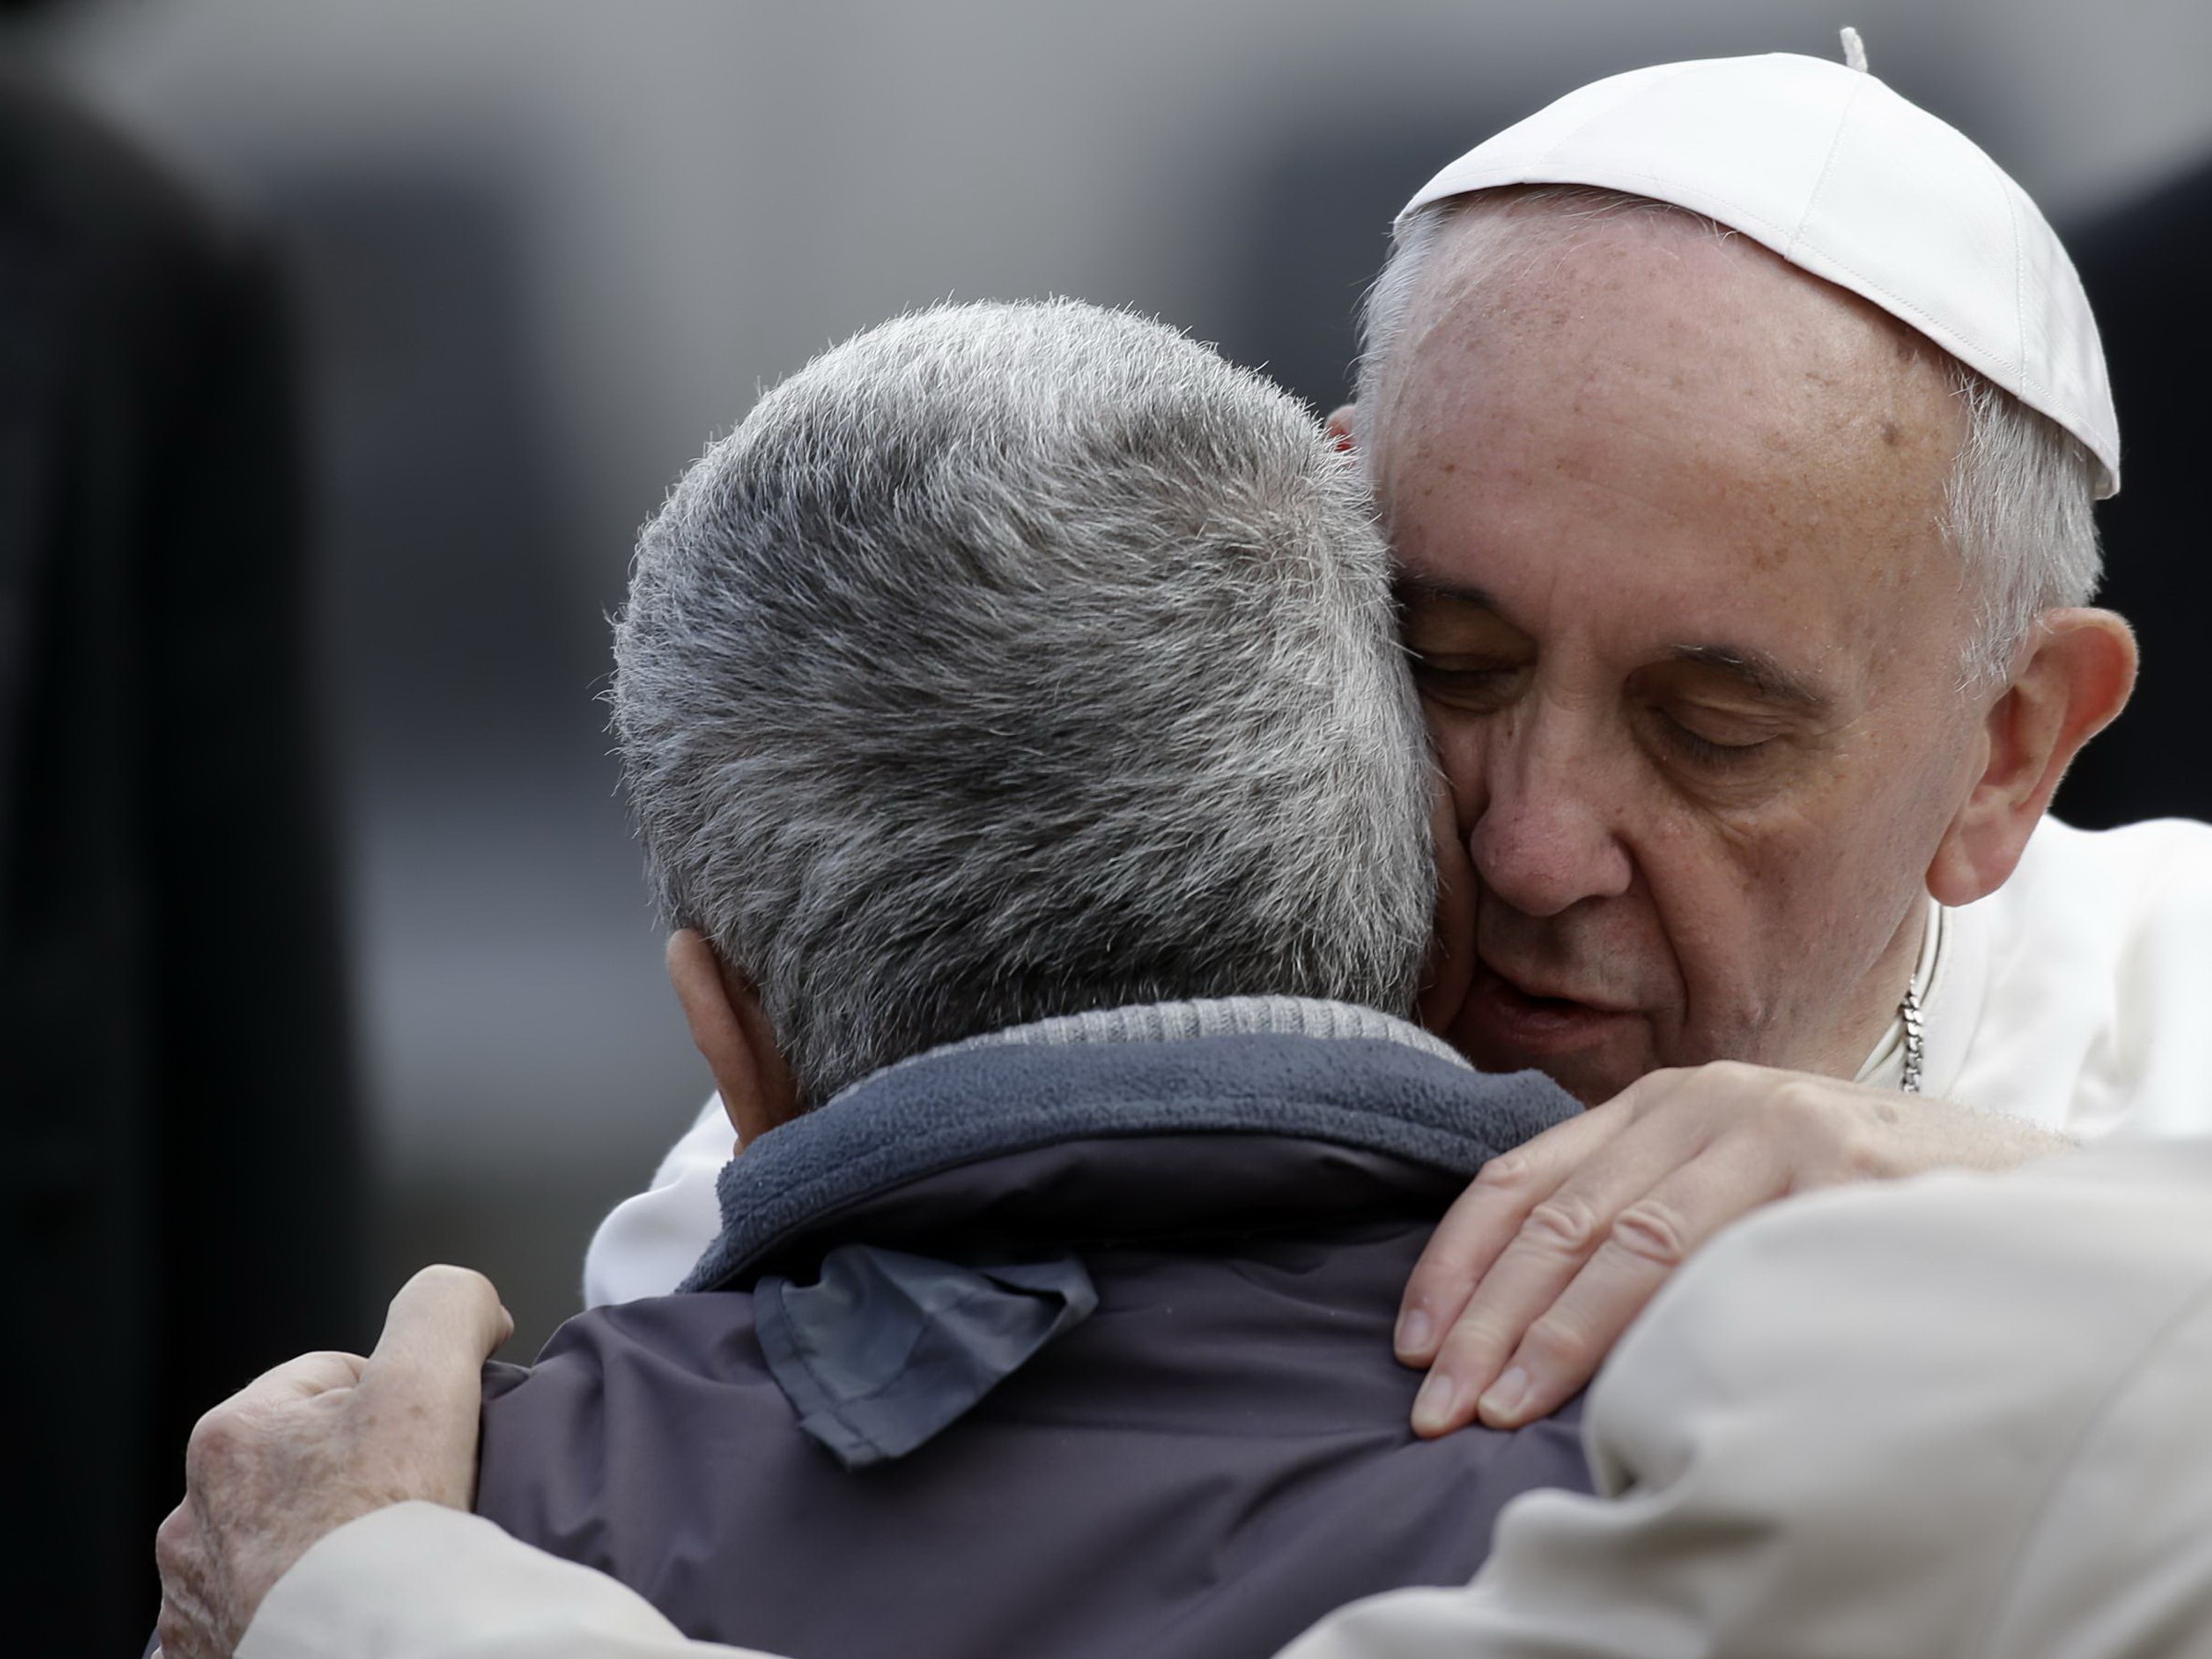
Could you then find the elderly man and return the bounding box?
[159,44,2212,1659]
[162,296,1604,1658]
[592,42,2212,1444]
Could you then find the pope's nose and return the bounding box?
[1465,731,1634,920]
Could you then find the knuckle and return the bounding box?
[1829,1118,1896,1180]
[410,1262,484,1294]
[395,1262,479,1311]
[1523,1193,1606,1257]
[185,1408,244,1473]
[1472,1149,1536,1194]
[153,1503,191,1573]
[1676,1060,1747,1097]
[1781,1076,1862,1138]
[1412,1224,1489,1290]
[1518,1313,1598,1376]
[1773,1075,1826,1119]
[1609,1198,1694,1269]
[1436,1314,1518,1374]
[1768,1081,1890,1170]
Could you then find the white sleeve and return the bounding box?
[237,1504,775,1659]
[1278,1142,2212,1659]
[581,1096,734,1308]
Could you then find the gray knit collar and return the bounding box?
[827,996,1469,1109]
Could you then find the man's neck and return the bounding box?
[685,999,1576,1295]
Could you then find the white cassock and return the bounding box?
[581,814,2212,1307]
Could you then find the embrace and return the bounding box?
[158,47,2212,1659]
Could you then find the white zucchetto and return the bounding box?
[1401,52,2121,495]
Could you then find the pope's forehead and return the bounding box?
[1374,208,1970,669]
[1394,206,1958,426]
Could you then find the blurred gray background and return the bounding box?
[17,0,2211,1356]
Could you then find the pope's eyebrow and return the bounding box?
[1393,575,1501,612]
[1667,644,1829,712]
[1397,583,1829,710]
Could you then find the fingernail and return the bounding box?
[1478,1366,1530,1424]
[1395,1308,1433,1358]
[1412,1370,1459,1435]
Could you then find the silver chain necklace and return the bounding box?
[1898,981,1926,1094]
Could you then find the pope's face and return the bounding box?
[1370,212,1987,1103]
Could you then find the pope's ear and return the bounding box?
[1927,608,2136,905]
[1326,404,1357,455]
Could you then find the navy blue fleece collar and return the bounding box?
[681,1028,1576,1293]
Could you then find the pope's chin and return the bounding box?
[1449,969,1649,1107]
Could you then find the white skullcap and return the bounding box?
[1400,51,2120,496]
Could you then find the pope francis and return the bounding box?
[585,42,2212,1441]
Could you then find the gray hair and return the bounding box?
[614,299,1435,1106]
[1355,188,2103,688]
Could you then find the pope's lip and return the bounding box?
[1460,958,1640,1057]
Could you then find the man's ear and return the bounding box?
[1326,404,1358,456]
[666,929,800,1148]
[1926,608,2137,905]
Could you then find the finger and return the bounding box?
[1410,1078,1721,1434]
[1396,1100,1627,1366]
[222,1350,370,1415]
[1476,1132,1791,1427]
[354,1265,512,1504]
[363,1265,512,1387]
[1410,1181,1610,1435]
[154,1497,195,1582]
[152,1503,207,1658]
[155,1502,219,1659]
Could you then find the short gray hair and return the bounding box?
[614,299,1435,1106]
[1355,188,2103,688]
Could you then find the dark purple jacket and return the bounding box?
[477,1023,1591,1659]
